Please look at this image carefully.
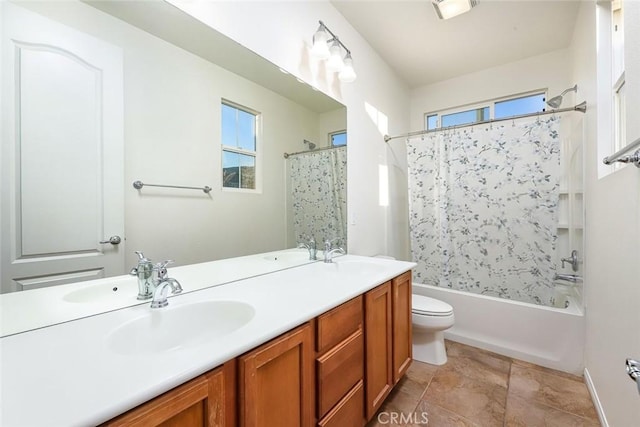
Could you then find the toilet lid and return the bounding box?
[412,294,453,316]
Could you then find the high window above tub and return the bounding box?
[424,91,547,130]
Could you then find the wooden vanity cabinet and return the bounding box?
[392,271,413,383]
[364,282,393,420]
[364,271,413,421]
[315,296,365,427]
[102,271,412,427]
[102,361,236,427]
[238,323,314,427]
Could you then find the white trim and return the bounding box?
[584,367,610,427]
[423,88,548,130]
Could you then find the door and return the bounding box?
[239,323,314,427]
[364,282,393,421]
[1,2,124,293]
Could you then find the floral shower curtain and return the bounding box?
[288,146,347,249]
[407,117,560,306]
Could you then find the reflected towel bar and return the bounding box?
[133,180,212,194]
[603,135,640,168]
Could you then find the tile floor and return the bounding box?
[367,340,600,427]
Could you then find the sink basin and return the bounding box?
[107,300,255,355]
[323,260,387,275]
[63,279,138,304]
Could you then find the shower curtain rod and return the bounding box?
[283,145,344,159]
[383,101,587,143]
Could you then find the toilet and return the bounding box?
[412,293,455,365]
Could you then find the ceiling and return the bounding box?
[331,0,581,88]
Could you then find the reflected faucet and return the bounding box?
[297,237,317,260]
[130,251,154,300]
[323,239,345,263]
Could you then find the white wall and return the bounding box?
[168,0,411,260]
[317,107,347,148]
[582,0,640,425]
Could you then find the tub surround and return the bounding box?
[0,248,317,337]
[0,254,415,426]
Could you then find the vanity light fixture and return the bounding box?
[432,0,478,20]
[310,21,357,83]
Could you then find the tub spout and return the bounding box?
[554,273,582,283]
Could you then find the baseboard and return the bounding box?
[584,367,608,427]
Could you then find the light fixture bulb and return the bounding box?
[339,54,357,83]
[326,40,345,72]
[432,0,477,20]
[310,25,330,60]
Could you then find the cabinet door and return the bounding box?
[103,363,233,427]
[364,282,393,421]
[392,271,413,383]
[239,323,314,427]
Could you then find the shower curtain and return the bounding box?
[288,146,347,249]
[407,117,560,306]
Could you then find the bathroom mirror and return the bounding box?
[0,0,346,331]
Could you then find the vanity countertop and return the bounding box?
[0,254,415,427]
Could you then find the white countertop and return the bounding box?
[0,254,415,427]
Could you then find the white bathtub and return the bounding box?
[413,283,585,375]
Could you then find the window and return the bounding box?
[424,91,546,130]
[221,101,259,190]
[329,130,347,147]
[611,0,625,155]
[494,93,545,119]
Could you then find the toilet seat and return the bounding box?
[412,294,453,317]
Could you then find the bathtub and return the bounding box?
[412,283,585,375]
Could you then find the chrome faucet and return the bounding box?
[561,250,579,272]
[323,239,345,263]
[130,251,154,300]
[554,273,583,283]
[297,237,317,260]
[150,260,182,308]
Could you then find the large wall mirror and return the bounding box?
[0,0,346,333]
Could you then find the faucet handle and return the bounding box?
[134,251,149,261]
[155,260,174,279]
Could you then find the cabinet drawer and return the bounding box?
[318,381,364,427]
[317,330,364,418]
[316,295,362,353]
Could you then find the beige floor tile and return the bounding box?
[439,344,512,389]
[415,400,481,427]
[422,368,507,427]
[505,393,601,427]
[406,360,439,387]
[509,364,599,420]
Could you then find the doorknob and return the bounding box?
[99,236,122,245]
[625,358,640,395]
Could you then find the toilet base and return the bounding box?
[412,330,447,365]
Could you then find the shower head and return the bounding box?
[546,84,577,109]
[303,139,316,150]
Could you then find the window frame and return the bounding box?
[329,129,347,147]
[220,99,262,193]
[611,0,625,168]
[424,90,547,131]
